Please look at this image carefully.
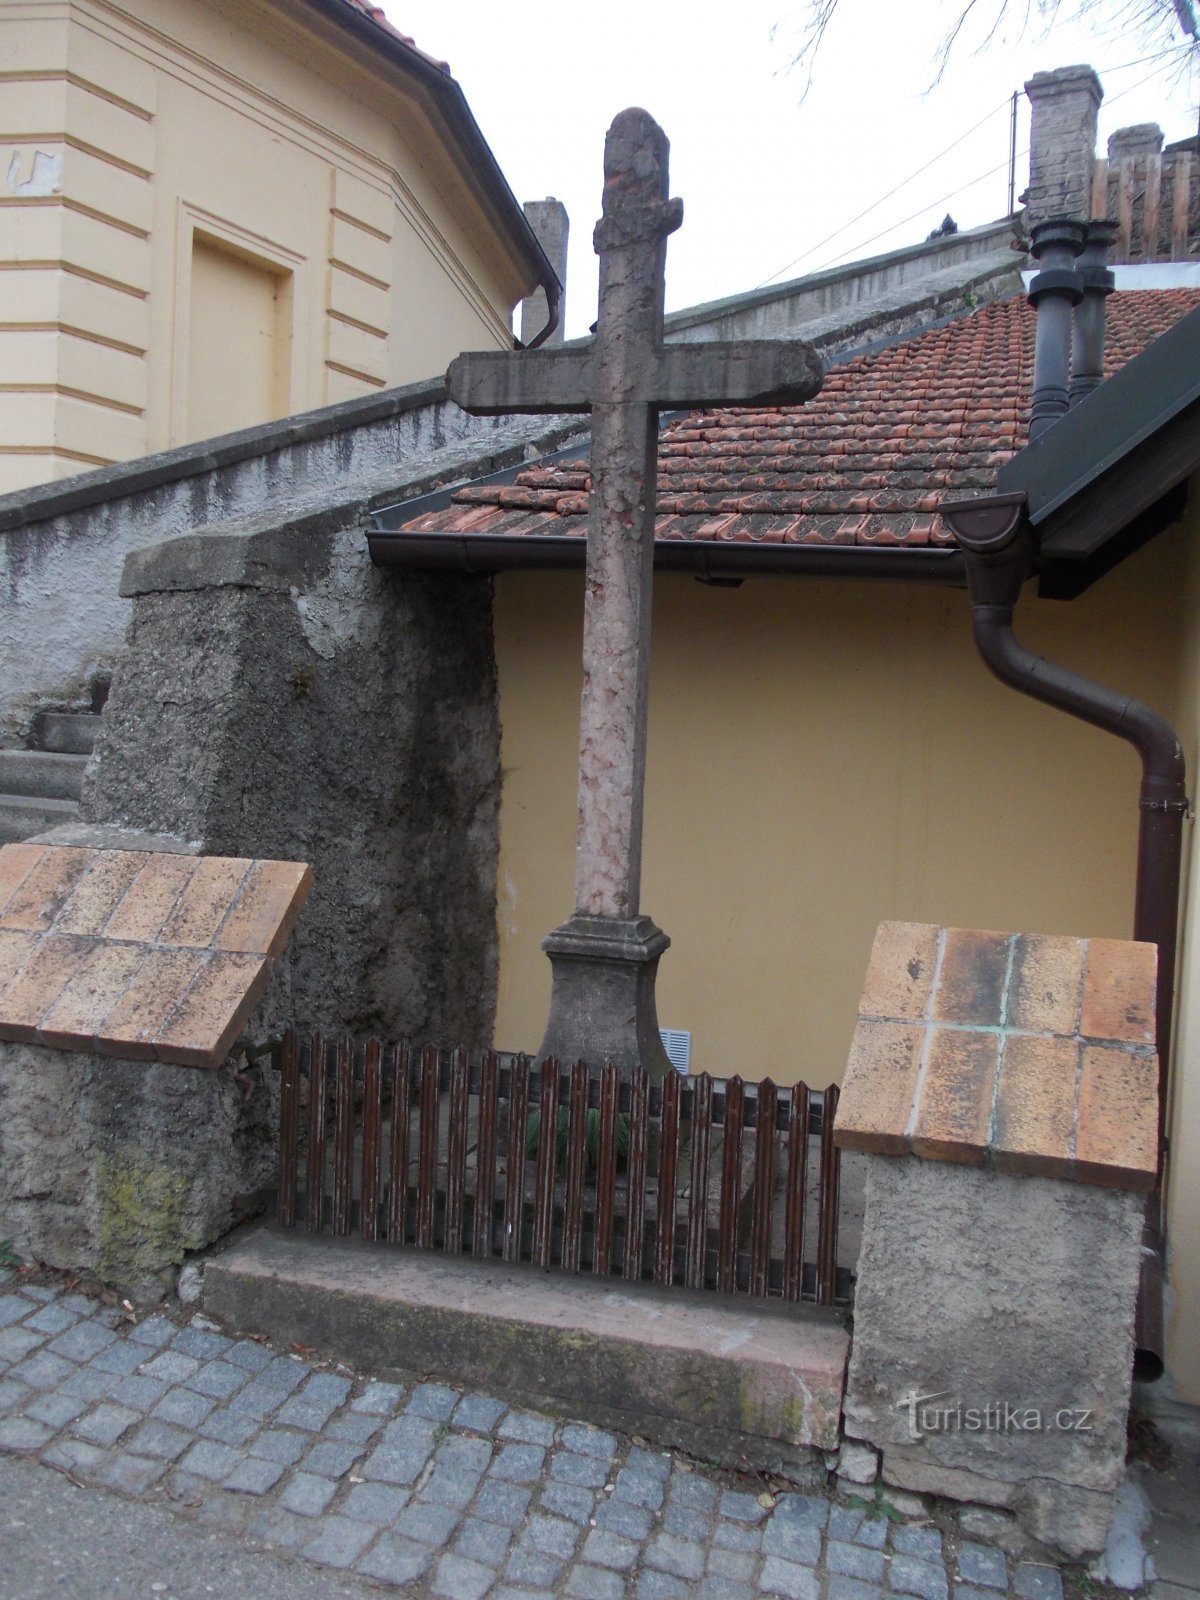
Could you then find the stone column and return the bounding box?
[1025,65,1103,227]
[520,198,568,348]
[1108,124,1165,160]
[835,921,1158,1560]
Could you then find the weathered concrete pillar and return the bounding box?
[520,198,568,347]
[1108,123,1164,160]
[1025,65,1102,226]
[835,921,1157,1560]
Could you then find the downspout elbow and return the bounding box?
[521,274,562,351]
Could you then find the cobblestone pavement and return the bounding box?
[0,1267,1071,1600]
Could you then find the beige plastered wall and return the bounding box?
[0,0,529,492]
[1166,492,1200,1404]
[495,520,1198,1387]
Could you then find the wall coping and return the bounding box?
[833,921,1159,1190]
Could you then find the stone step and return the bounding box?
[0,749,88,801]
[205,1227,848,1470]
[35,711,101,756]
[0,793,79,844]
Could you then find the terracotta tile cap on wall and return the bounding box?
[834,920,1159,1191]
[0,845,313,1069]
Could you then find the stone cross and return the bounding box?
[448,108,822,1078]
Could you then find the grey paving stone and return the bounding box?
[492,1442,546,1482]
[59,1367,118,1402]
[826,1579,885,1600]
[126,1418,195,1461]
[551,1449,608,1488]
[172,1326,232,1360]
[958,1545,1008,1590]
[255,1356,307,1393]
[626,1445,671,1479]
[224,1338,276,1373]
[303,1439,363,1479]
[223,1455,285,1495]
[709,1546,756,1579]
[0,1328,45,1364]
[343,1480,411,1525]
[198,1408,259,1446]
[497,1409,556,1446]
[244,1503,313,1548]
[89,1341,147,1376]
[327,1411,380,1445]
[406,1382,460,1421]
[42,1437,107,1477]
[281,1471,339,1515]
[424,1465,485,1510]
[634,1571,689,1600]
[151,1388,215,1428]
[524,1512,579,1561]
[714,1520,762,1552]
[138,1350,200,1384]
[505,1547,563,1588]
[0,1298,31,1329]
[432,1551,495,1600]
[661,1501,709,1539]
[358,1532,434,1586]
[0,1378,28,1415]
[475,1479,534,1528]
[956,1585,1003,1600]
[668,1471,718,1510]
[185,1359,248,1401]
[23,1390,87,1428]
[8,1350,75,1389]
[595,1496,652,1540]
[890,1554,950,1600]
[773,1493,829,1531]
[95,1451,168,1494]
[273,1400,335,1433]
[381,1411,437,1449]
[361,1444,427,1485]
[539,1480,594,1525]
[0,1416,53,1452]
[721,1489,768,1523]
[301,1513,375,1569]
[1013,1565,1065,1600]
[25,1303,80,1334]
[583,1528,640,1572]
[567,1566,626,1600]
[305,1371,352,1406]
[698,1580,754,1600]
[248,1428,306,1466]
[829,1541,887,1581]
[15,1285,57,1302]
[47,1321,116,1362]
[892,1526,944,1561]
[830,1503,889,1547]
[396,1498,462,1546]
[440,1433,494,1473]
[109,1374,168,1412]
[193,1494,254,1535]
[57,1294,102,1318]
[350,1380,405,1416]
[179,1438,243,1481]
[73,1401,140,1446]
[455,1394,507,1434]
[560,1423,617,1459]
[762,1515,821,1565]
[454,1514,511,1566]
[760,1555,822,1599]
[226,1381,284,1421]
[128,1315,177,1348]
[614,1466,665,1510]
[646,1530,705,1580]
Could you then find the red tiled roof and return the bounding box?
[332,0,451,73]
[404,290,1200,550]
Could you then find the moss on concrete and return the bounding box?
[96,1151,190,1284]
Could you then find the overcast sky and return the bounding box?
[382,2,1199,338]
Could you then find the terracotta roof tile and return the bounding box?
[405,290,1200,554]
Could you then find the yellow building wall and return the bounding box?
[0,0,529,492]
[494,527,1188,1087]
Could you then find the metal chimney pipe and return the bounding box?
[1070,218,1118,406]
[1027,218,1087,439]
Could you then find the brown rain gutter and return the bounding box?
[943,490,1188,1381]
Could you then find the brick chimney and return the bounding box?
[1025,65,1103,227]
[519,197,569,348]
[1108,124,1165,160]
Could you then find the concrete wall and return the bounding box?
[0,0,530,492]
[0,382,576,745]
[492,523,1189,1087]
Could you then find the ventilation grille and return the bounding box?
[659,1028,692,1074]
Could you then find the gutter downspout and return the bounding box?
[943,491,1188,1381]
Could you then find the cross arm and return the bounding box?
[446,350,593,415]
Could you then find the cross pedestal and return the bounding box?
[448,109,822,1078]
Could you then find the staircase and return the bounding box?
[0,711,100,844]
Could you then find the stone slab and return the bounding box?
[0,845,311,1068]
[205,1228,848,1460]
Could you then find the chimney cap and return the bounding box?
[1024,64,1103,103]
